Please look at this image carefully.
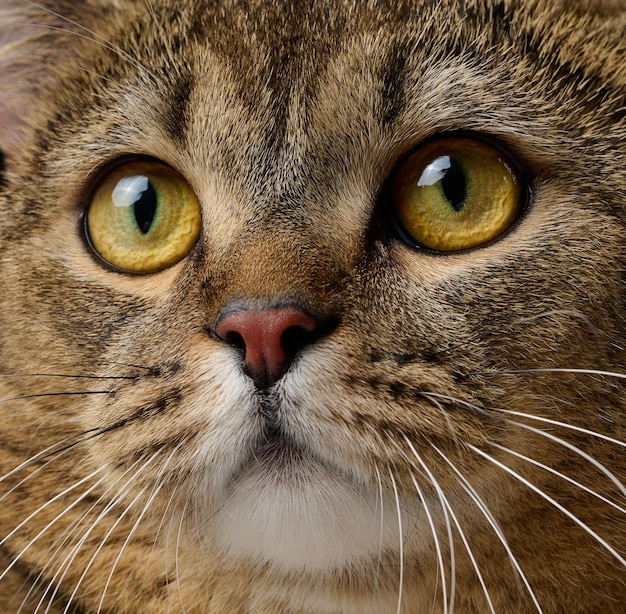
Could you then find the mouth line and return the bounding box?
[233,395,350,484]
[254,423,305,463]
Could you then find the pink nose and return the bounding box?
[215,307,319,387]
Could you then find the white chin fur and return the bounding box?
[206,453,405,573]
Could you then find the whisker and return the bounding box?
[101,361,157,373]
[489,442,626,515]
[175,502,189,614]
[97,442,184,613]
[96,482,164,613]
[419,392,626,499]
[0,431,104,484]
[441,487,495,614]
[463,368,626,380]
[403,438,494,612]
[0,466,108,559]
[467,444,626,568]
[400,435,456,612]
[2,406,173,482]
[387,467,404,614]
[408,471,448,614]
[373,464,385,579]
[61,452,161,613]
[431,444,543,613]
[16,462,139,614]
[420,394,462,456]
[0,456,59,504]
[62,483,151,614]
[1,390,113,403]
[162,487,182,607]
[0,428,109,484]
[32,459,147,612]
[145,481,181,603]
[0,373,136,380]
[486,406,626,450]
[0,468,110,604]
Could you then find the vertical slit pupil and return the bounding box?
[441,159,466,212]
[133,180,158,234]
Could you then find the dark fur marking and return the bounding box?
[0,150,5,188]
[380,48,410,127]
[163,73,193,144]
[393,352,417,365]
[388,380,408,398]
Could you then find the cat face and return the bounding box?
[0,0,624,612]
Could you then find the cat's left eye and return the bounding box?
[390,136,525,252]
[85,160,202,273]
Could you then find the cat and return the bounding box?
[0,0,624,612]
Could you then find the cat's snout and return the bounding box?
[214,306,323,388]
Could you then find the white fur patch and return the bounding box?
[206,448,408,573]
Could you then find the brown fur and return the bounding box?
[0,0,625,612]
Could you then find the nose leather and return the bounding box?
[215,306,319,387]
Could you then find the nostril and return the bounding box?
[222,330,246,351]
[281,325,314,356]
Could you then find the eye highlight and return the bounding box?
[390,136,525,252]
[85,160,202,273]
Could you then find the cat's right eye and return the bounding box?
[85,160,202,273]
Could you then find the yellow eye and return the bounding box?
[85,161,201,272]
[391,136,524,252]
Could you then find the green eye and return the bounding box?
[391,136,525,252]
[85,161,202,272]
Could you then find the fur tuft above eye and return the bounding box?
[84,160,202,273]
[390,136,527,252]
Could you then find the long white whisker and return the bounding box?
[488,442,626,514]
[0,456,58,504]
[97,442,183,614]
[466,368,626,380]
[431,444,543,613]
[401,436,456,612]
[467,444,626,567]
[420,392,626,498]
[387,467,404,614]
[374,464,385,579]
[0,466,110,585]
[409,471,448,614]
[0,466,107,556]
[488,406,626,450]
[61,450,163,613]
[35,459,156,608]
[18,463,136,614]
[96,442,184,613]
[35,458,149,612]
[421,394,462,456]
[440,488,495,614]
[0,431,101,484]
[146,480,181,606]
[402,438,493,612]
[96,481,164,613]
[175,502,189,614]
[62,473,155,614]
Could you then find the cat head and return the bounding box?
[0,1,624,611]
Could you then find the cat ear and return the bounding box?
[0,1,135,161]
[0,10,41,159]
